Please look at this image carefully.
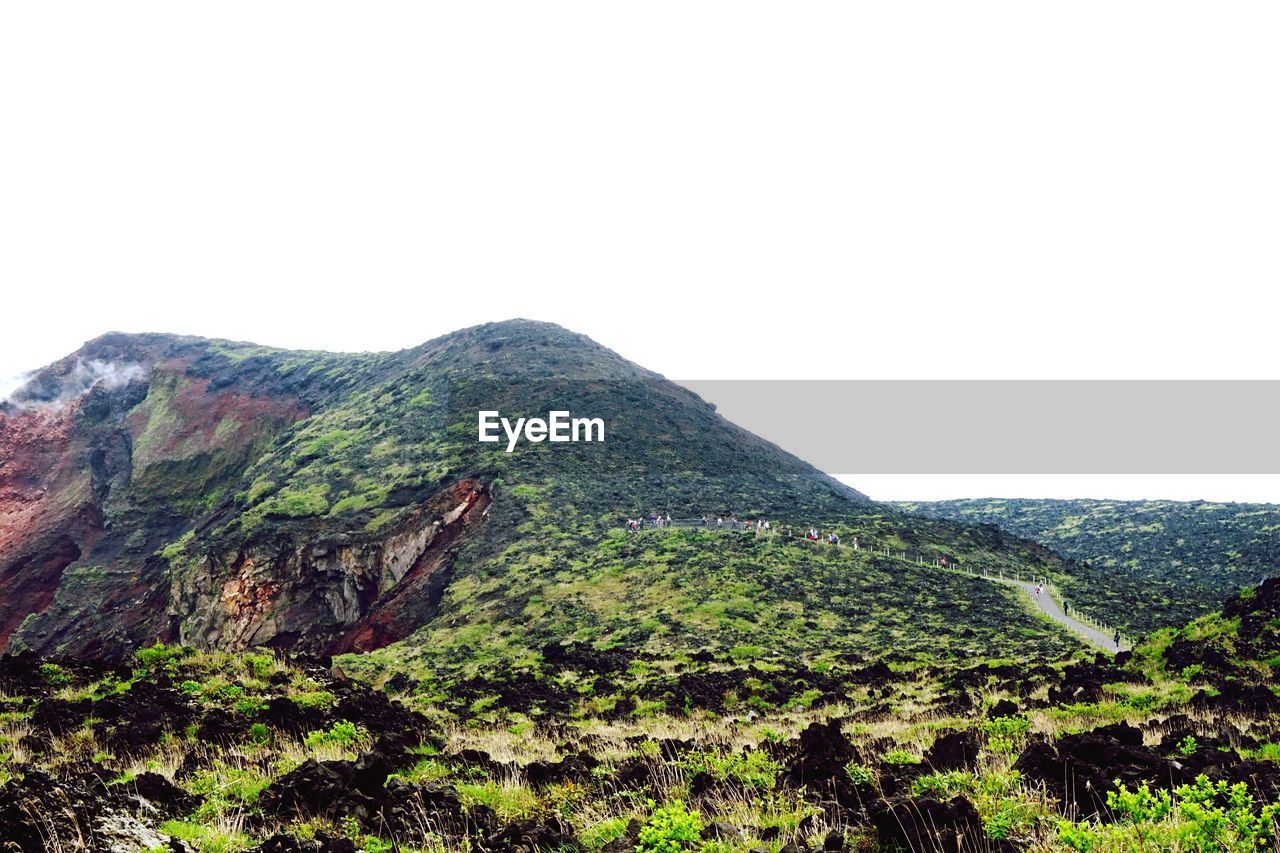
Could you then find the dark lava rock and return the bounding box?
[851,661,894,685]
[989,698,1020,718]
[877,761,928,798]
[1192,684,1280,715]
[925,731,979,772]
[195,708,243,745]
[482,816,577,852]
[250,832,357,853]
[784,721,858,787]
[1013,725,1176,818]
[95,679,198,753]
[261,696,328,736]
[524,751,598,788]
[1048,660,1128,704]
[261,757,382,826]
[334,688,434,760]
[870,795,983,853]
[129,771,198,817]
[1088,722,1144,747]
[1164,638,1239,680]
[380,776,478,840]
[609,756,658,792]
[0,765,136,851]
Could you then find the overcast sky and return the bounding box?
[3,3,1277,502]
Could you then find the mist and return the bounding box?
[1,358,147,410]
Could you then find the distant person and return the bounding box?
[717,516,723,528]
[1114,629,1122,649]
[851,536,858,550]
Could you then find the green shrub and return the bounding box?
[303,720,368,749]
[883,749,921,765]
[135,642,189,671]
[681,748,779,790]
[980,715,1030,738]
[637,800,704,853]
[243,654,275,679]
[846,763,877,786]
[985,800,1038,840]
[981,715,1031,754]
[38,663,68,686]
[1057,776,1280,852]
[911,770,971,799]
[1122,691,1160,712]
[292,690,335,709]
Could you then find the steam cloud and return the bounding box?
[0,372,30,403]
[1,359,148,410]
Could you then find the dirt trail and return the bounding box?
[997,577,1119,652]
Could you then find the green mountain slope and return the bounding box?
[2,320,1087,673]
[898,498,1280,636]
[343,514,1081,717]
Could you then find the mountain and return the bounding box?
[6,322,1280,852]
[897,498,1280,636]
[1,319,1082,666]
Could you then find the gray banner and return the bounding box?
[677,380,1280,474]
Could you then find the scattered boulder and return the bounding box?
[250,832,357,852]
[483,816,577,852]
[129,772,198,817]
[784,721,859,788]
[870,795,983,853]
[924,731,979,772]
[1013,725,1176,818]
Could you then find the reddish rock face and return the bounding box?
[0,406,102,648]
[170,478,493,655]
[0,337,315,657]
[333,479,492,654]
[1,334,494,658]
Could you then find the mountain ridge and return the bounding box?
[3,319,881,658]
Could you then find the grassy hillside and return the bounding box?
[340,516,1081,722]
[2,580,1276,852]
[4,319,1094,662]
[898,498,1280,637]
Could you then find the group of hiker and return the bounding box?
[623,515,857,544]
[626,514,673,529]
[625,515,776,532]
[716,517,771,533]
[803,527,842,546]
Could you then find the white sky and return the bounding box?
[844,475,1280,505]
[2,3,1278,503]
